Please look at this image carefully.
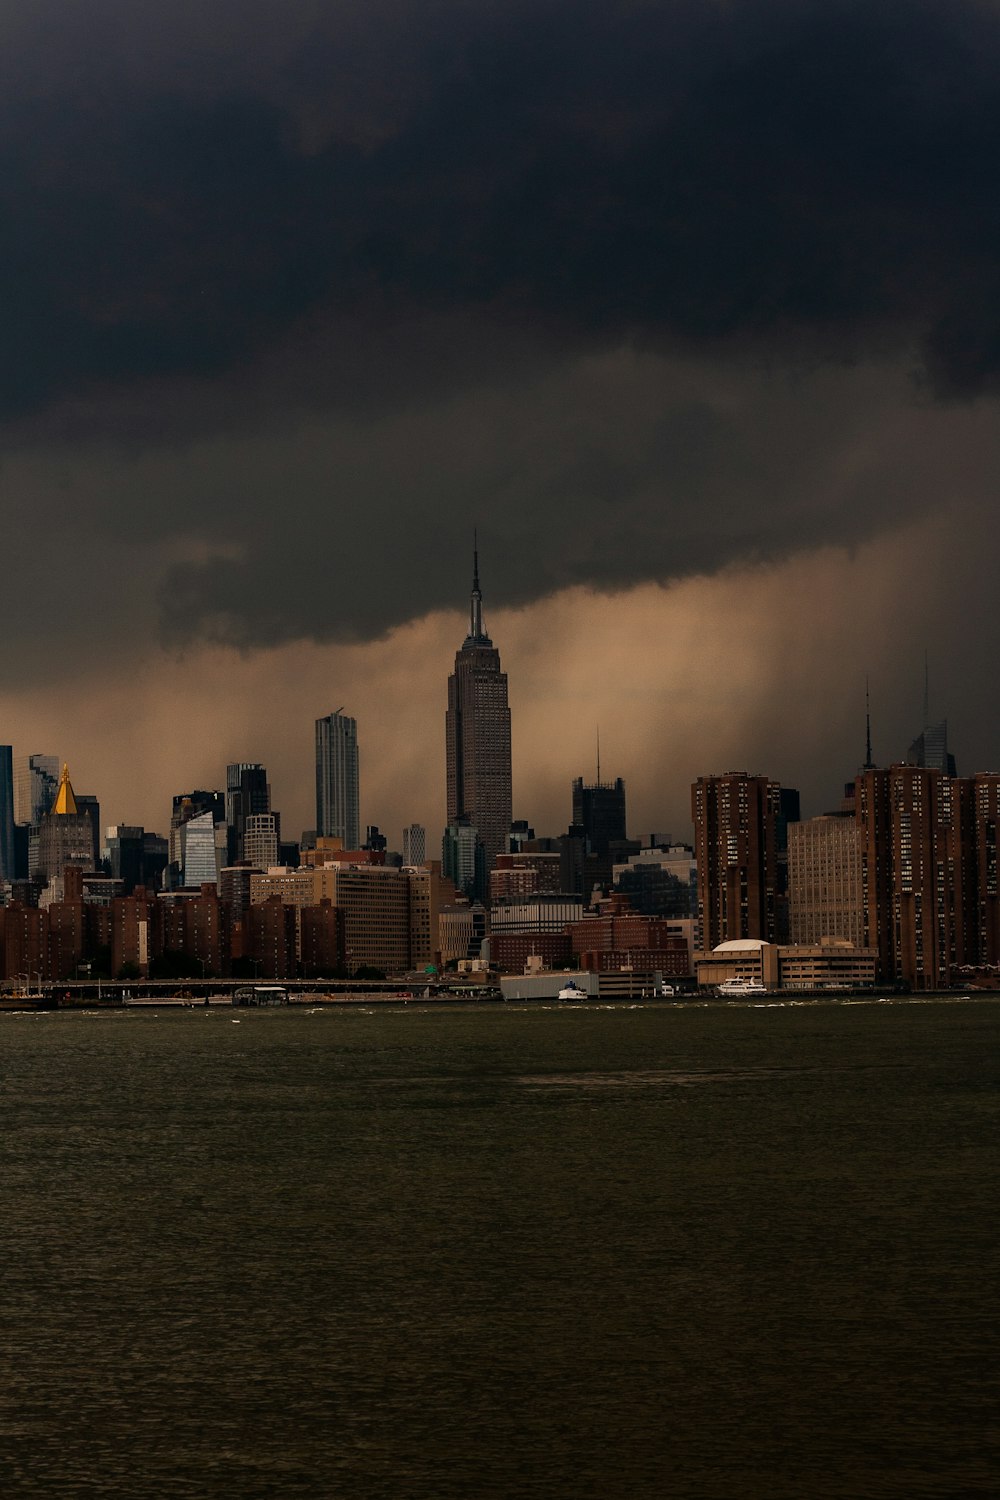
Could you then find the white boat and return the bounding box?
[557,981,588,1001]
[716,977,768,997]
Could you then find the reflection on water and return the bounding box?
[2,999,999,1498]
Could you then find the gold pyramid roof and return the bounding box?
[52,764,78,816]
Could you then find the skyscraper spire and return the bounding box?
[468,530,489,643]
[863,677,874,770]
[52,764,78,816]
[923,649,930,726]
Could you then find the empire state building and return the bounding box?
[446,549,512,868]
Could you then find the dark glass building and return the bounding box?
[572,777,626,857]
[226,763,271,863]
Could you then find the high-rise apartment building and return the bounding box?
[788,814,864,946]
[316,711,360,850]
[691,772,781,949]
[855,765,975,990]
[971,773,1000,967]
[445,548,512,871]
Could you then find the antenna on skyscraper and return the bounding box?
[470,529,484,640]
[923,649,930,726]
[596,726,601,785]
[864,677,874,770]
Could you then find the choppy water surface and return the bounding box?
[2,999,999,1498]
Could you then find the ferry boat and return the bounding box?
[557,980,588,1001]
[716,977,768,998]
[232,985,289,1007]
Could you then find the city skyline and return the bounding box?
[0,582,988,859]
[0,5,999,856]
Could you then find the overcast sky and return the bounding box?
[2,0,999,844]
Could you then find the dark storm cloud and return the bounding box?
[5,0,1000,415]
[3,0,1000,656]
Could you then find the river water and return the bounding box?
[2,998,999,1498]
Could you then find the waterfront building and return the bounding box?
[249,866,315,958]
[445,547,512,871]
[691,772,782,949]
[111,886,160,978]
[855,764,975,990]
[246,896,297,980]
[315,710,360,850]
[47,878,86,980]
[693,937,877,991]
[566,898,691,981]
[787,815,864,947]
[1,904,48,982]
[307,863,432,975]
[971,773,1000,966]
[300,899,346,978]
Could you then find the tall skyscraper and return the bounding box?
[169,791,226,888]
[35,766,95,883]
[0,745,14,882]
[906,658,957,775]
[226,763,271,862]
[572,776,626,857]
[316,710,360,849]
[855,764,974,990]
[691,772,781,949]
[181,810,222,888]
[445,547,512,869]
[15,753,59,827]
